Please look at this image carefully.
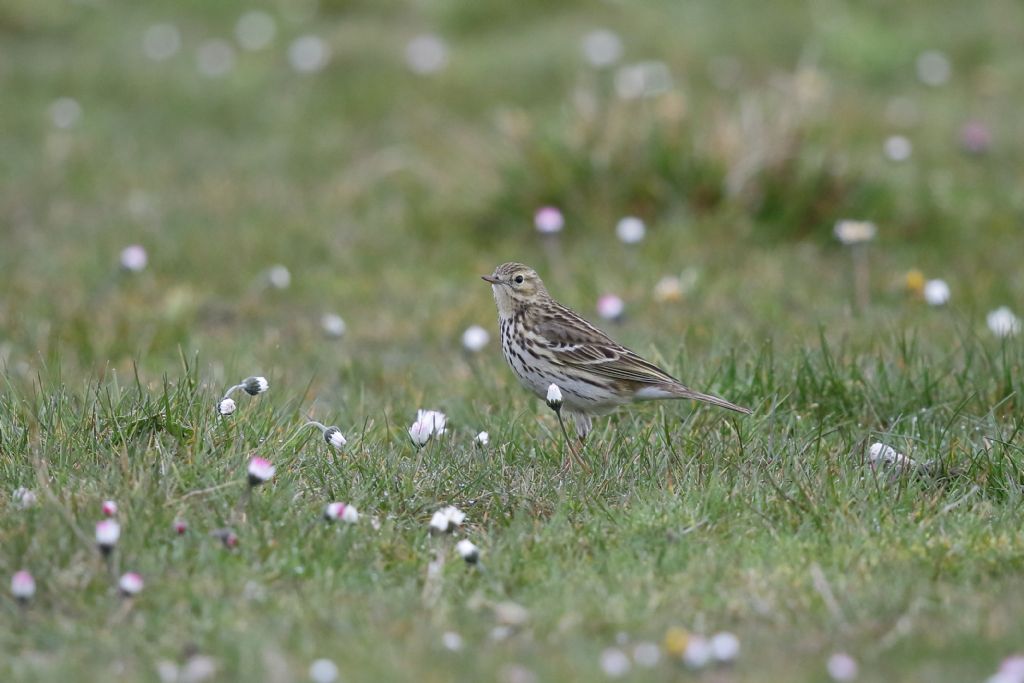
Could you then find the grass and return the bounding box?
[2,0,1024,681]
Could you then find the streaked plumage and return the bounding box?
[482,262,751,440]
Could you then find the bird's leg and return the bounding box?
[554,408,589,472]
[566,412,590,471]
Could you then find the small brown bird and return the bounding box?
[482,262,751,445]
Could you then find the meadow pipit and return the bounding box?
[482,262,751,453]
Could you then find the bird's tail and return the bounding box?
[675,386,753,415]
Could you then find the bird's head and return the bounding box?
[482,262,548,313]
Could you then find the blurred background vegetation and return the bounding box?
[2,0,1022,406]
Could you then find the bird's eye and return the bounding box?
[514,275,524,284]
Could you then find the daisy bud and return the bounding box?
[95,519,121,556]
[101,500,118,517]
[324,427,347,450]
[211,528,239,549]
[118,572,144,597]
[409,420,432,448]
[11,570,36,602]
[304,421,347,450]
[173,518,187,535]
[246,456,275,486]
[461,325,490,352]
[429,510,450,534]
[242,376,269,396]
[442,505,465,527]
[13,487,37,509]
[455,539,480,564]
[475,431,489,447]
[709,632,740,663]
[217,397,237,416]
[324,502,359,524]
[416,409,447,436]
[546,383,563,411]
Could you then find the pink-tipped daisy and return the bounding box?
[534,206,564,234]
[211,528,239,549]
[118,572,144,597]
[324,502,359,524]
[247,457,275,486]
[101,500,118,517]
[11,570,36,602]
[95,519,121,555]
[596,294,625,321]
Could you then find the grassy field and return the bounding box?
[2,1,1024,681]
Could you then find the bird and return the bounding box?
[482,262,751,454]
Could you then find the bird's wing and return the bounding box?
[532,307,680,386]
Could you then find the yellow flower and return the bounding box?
[905,269,925,295]
[663,627,689,657]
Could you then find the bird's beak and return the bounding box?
[481,275,501,284]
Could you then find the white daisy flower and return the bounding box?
[404,34,448,75]
[833,220,876,245]
[246,457,275,486]
[581,29,623,68]
[615,216,646,244]
[827,652,859,681]
[461,325,490,352]
[709,632,740,663]
[119,244,148,272]
[923,279,950,306]
[599,648,631,677]
[987,306,1021,337]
